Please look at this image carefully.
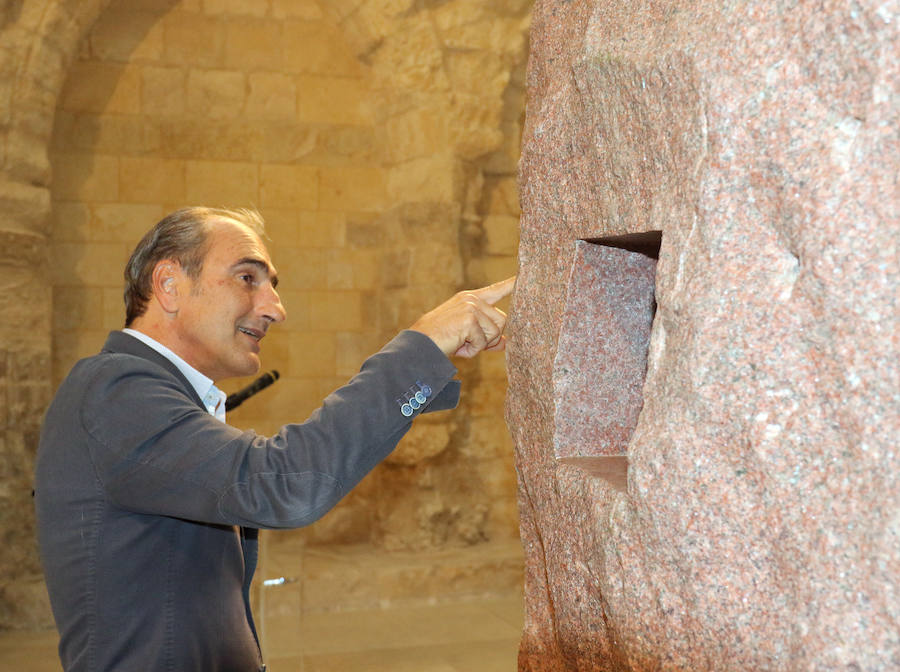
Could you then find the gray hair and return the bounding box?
[123,206,266,326]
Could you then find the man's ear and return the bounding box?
[151,260,184,314]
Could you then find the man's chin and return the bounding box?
[218,357,261,382]
[240,357,262,378]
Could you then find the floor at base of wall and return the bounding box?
[0,539,525,672]
[0,595,523,672]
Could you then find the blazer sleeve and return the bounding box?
[80,330,459,528]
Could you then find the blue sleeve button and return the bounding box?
[401,403,414,417]
[414,391,426,404]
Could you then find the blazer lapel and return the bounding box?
[101,331,207,409]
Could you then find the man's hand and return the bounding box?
[410,277,516,358]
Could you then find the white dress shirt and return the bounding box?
[123,328,227,422]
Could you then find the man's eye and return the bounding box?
[239,274,255,284]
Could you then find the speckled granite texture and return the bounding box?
[506,1,899,670]
[553,240,657,459]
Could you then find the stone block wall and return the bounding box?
[508,0,898,670]
[48,0,381,407]
[0,0,530,628]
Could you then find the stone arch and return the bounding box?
[2,0,111,196]
[0,0,112,629]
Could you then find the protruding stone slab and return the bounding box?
[553,239,656,458]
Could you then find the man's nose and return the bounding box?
[259,284,287,323]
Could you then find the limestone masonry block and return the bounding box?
[483,118,523,175]
[0,180,50,231]
[296,74,372,126]
[257,124,318,163]
[162,11,225,68]
[323,0,367,22]
[101,287,125,330]
[406,244,462,285]
[246,72,297,120]
[90,203,165,243]
[224,19,284,71]
[4,126,52,187]
[51,153,119,201]
[306,290,364,331]
[380,250,411,289]
[50,202,90,243]
[482,215,520,256]
[283,19,366,77]
[259,163,318,209]
[385,418,452,466]
[60,62,141,114]
[387,156,459,204]
[371,16,449,93]
[272,0,324,20]
[186,69,246,119]
[89,8,164,63]
[257,208,303,246]
[52,286,103,332]
[335,331,381,378]
[319,165,386,212]
[203,0,268,18]
[50,241,129,288]
[370,0,417,18]
[114,0,197,12]
[345,216,384,249]
[392,203,461,247]
[477,256,517,286]
[449,94,506,159]
[272,249,327,289]
[140,66,187,116]
[158,119,262,161]
[119,157,185,204]
[298,211,347,248]
[185,160,258,206]
[445,51,510,96]
[269,290,310,331]
[483,177,521,216]
[326,249,378,290]
[287,332,337,377]
[319,125,379,162]
[61,114,162,156]
[383,108,450,163]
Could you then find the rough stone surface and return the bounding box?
[507,1,899,670]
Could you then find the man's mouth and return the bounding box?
[238,326,264,341]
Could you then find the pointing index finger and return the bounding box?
[472,276,516,305]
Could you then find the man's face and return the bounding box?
[171,219,286,381]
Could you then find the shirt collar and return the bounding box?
[122,328,227,422]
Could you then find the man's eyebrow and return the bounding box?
[234,257,279,288]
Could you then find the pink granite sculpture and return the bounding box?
[506,1,899,670]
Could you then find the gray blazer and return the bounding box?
[35,330,459,672]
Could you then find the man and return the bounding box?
[34,206,514,672]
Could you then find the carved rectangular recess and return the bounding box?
[553,231,661,491]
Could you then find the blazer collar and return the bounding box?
[101,331,206,409]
